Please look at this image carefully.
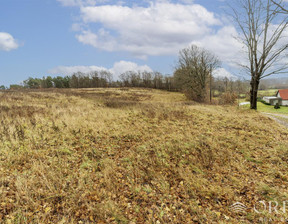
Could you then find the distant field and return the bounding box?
[241,101,288,114]
[257,102,288,113]
[0,88,288,223]
[241,102,288,114]
[258,89,278,97]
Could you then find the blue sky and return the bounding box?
[0,0,245,86]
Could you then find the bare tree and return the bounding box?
[271,0,288,13]
[231,0,288,109]
[174,45,220,102]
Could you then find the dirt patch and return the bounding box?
[0,105,47,118]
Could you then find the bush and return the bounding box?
[274,103,280,109]
[183,89,207,103]
[260,100,270,106]
[257,97,263,101]
[219,92,238,105]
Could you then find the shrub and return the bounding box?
[260,100,270,106]
[219,92,238,105]
[183,89,207,103]
[274,103,280,109]
[257,97,263,101]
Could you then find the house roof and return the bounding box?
[277,89,288,100]
[263,96,281,100]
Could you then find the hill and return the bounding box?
[260,77,288,90]
[0,88,288,223]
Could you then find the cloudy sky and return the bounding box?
[0,0,247,85]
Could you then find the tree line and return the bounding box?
[2,44,250,105]
[4,55,249,105]
[11,70,177,91]
[3,0,288,110]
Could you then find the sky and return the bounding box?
[0,0,268,86]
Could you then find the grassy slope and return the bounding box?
[0,88,288,223]
[241,101,288,114]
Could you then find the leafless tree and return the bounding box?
[271,0,288,13]
[231,0,288,109]
[174,45,220,102]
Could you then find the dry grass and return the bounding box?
[0,88,288,223]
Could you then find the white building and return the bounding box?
[276,90,288,106]
[263,96,282,106]
[263,89,288,106]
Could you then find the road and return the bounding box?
[262,113,288,128]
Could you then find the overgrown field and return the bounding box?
[0,88,288,223]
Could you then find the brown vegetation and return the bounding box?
[0,88,288,223]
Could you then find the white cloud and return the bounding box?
[71,23,84,32]
[180,0,195,4]
[76,2,222,57]
[57,0,112,6]
[48,60,153,80]
[57,0,97,7]
[60,0,247,74]
[48,65,107,75]
[190,26,245,66]
[0,32,19,51]
[110,61,153,78]
[214,68,237,80]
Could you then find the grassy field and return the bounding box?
[1,88,288,223]
[239,88,288,114]
[240,101,288,114]
[257,102,288,114]
[258,89,278,97]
